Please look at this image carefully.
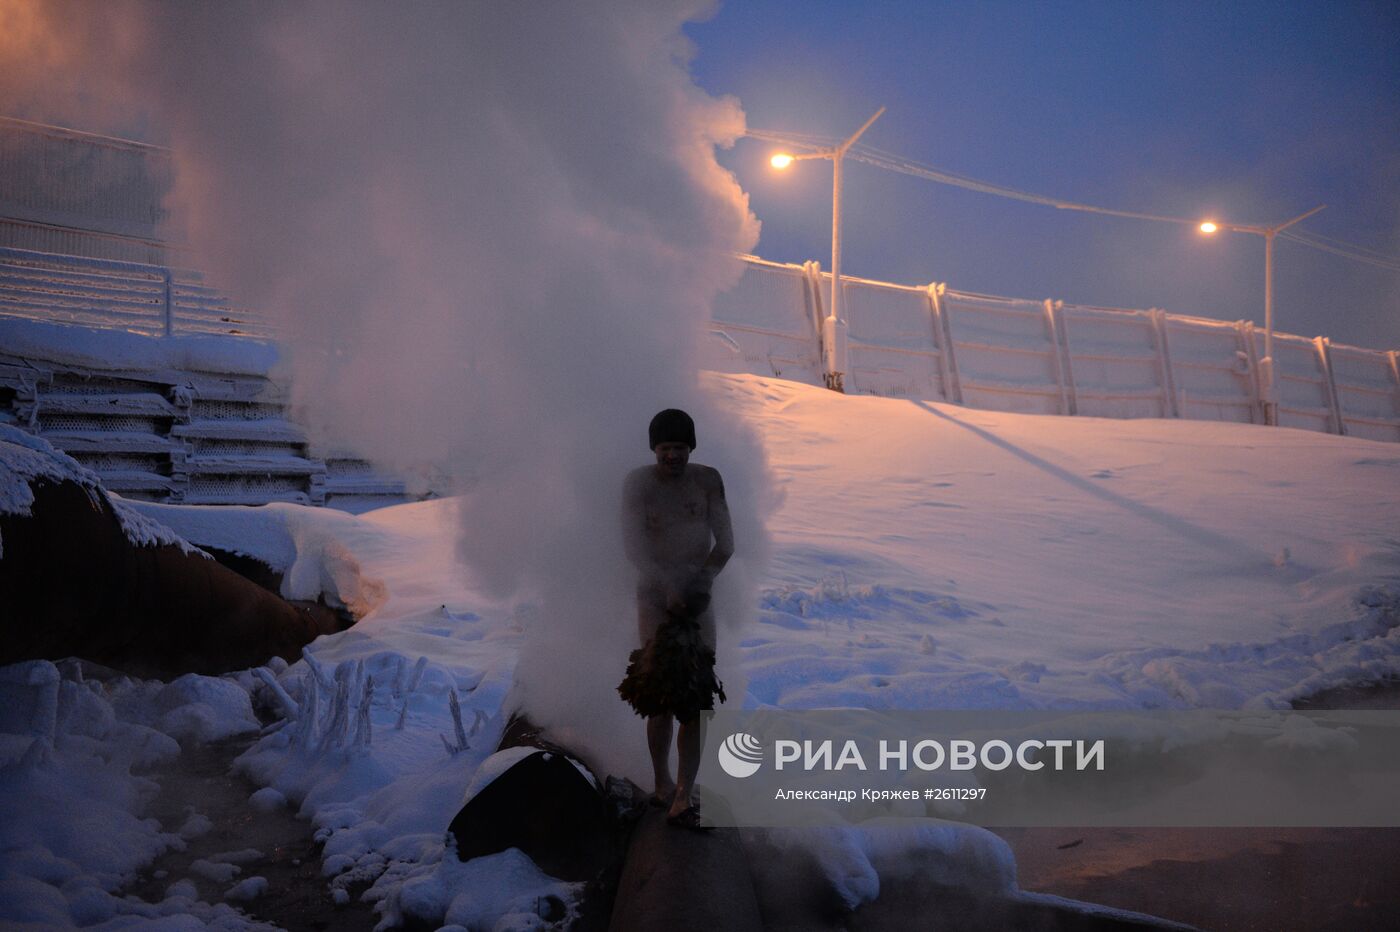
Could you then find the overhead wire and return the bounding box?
[745,127,1400,272]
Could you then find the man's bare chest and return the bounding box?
[641,481,708,531]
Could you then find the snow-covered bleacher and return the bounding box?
[0,315,409,511]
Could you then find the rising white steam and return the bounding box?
[2,0,775,779]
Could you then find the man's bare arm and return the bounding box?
[696,468,734,589]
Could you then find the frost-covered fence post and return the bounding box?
[1043,299,1075,416]
[1314,336,1345,435]
[1150,309,1180,418]
[927,282,962,405]
[1237,320,1266,424]
[801,260,826,356]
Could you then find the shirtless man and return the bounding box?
[620,408,734,826]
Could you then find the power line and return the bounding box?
[1286,226,1395,260]
[850,144,1201,228]
[744,128,1400,273]
[1278,230,1400,273]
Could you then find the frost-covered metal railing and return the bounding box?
[706,256,1400,443]
[0,246,277,339]
[3,243,1397,442]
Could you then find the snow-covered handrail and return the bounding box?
[0,246,277,339]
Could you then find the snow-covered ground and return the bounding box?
[714,374,1400,711]
[4,371,1399,929]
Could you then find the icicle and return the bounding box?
[390,655,407,700]
[254,667,301,721]
[407,656,428,694]
[297,673,321,747]
[353,676,374,750]
[303,649,334,691]
[449,688,469,751]
[324,672,351,750]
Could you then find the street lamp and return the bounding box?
[770,106,885,392]
[1197,204,1325,425]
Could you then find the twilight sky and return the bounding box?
[687,0,1400,351]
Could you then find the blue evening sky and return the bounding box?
[687,0,1400,350]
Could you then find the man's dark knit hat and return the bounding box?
[649,408,696,450]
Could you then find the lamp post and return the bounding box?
[1198,205,1325,425]
[770,106,885,392]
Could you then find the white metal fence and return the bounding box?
[705,256,1400,442]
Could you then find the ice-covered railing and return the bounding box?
[706,256,1400,442]
[0,246,277,339]
[2,244,1397,442]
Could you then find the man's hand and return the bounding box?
[665,576,712,618]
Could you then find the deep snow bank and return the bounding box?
[709,373,1400,711]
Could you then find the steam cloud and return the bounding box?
[2,0,776,778]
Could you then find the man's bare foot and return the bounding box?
[666,803,713,832]
[651,783,677,808]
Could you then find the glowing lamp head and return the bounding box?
[770,153,794,170]
[1199,221,1218,234]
